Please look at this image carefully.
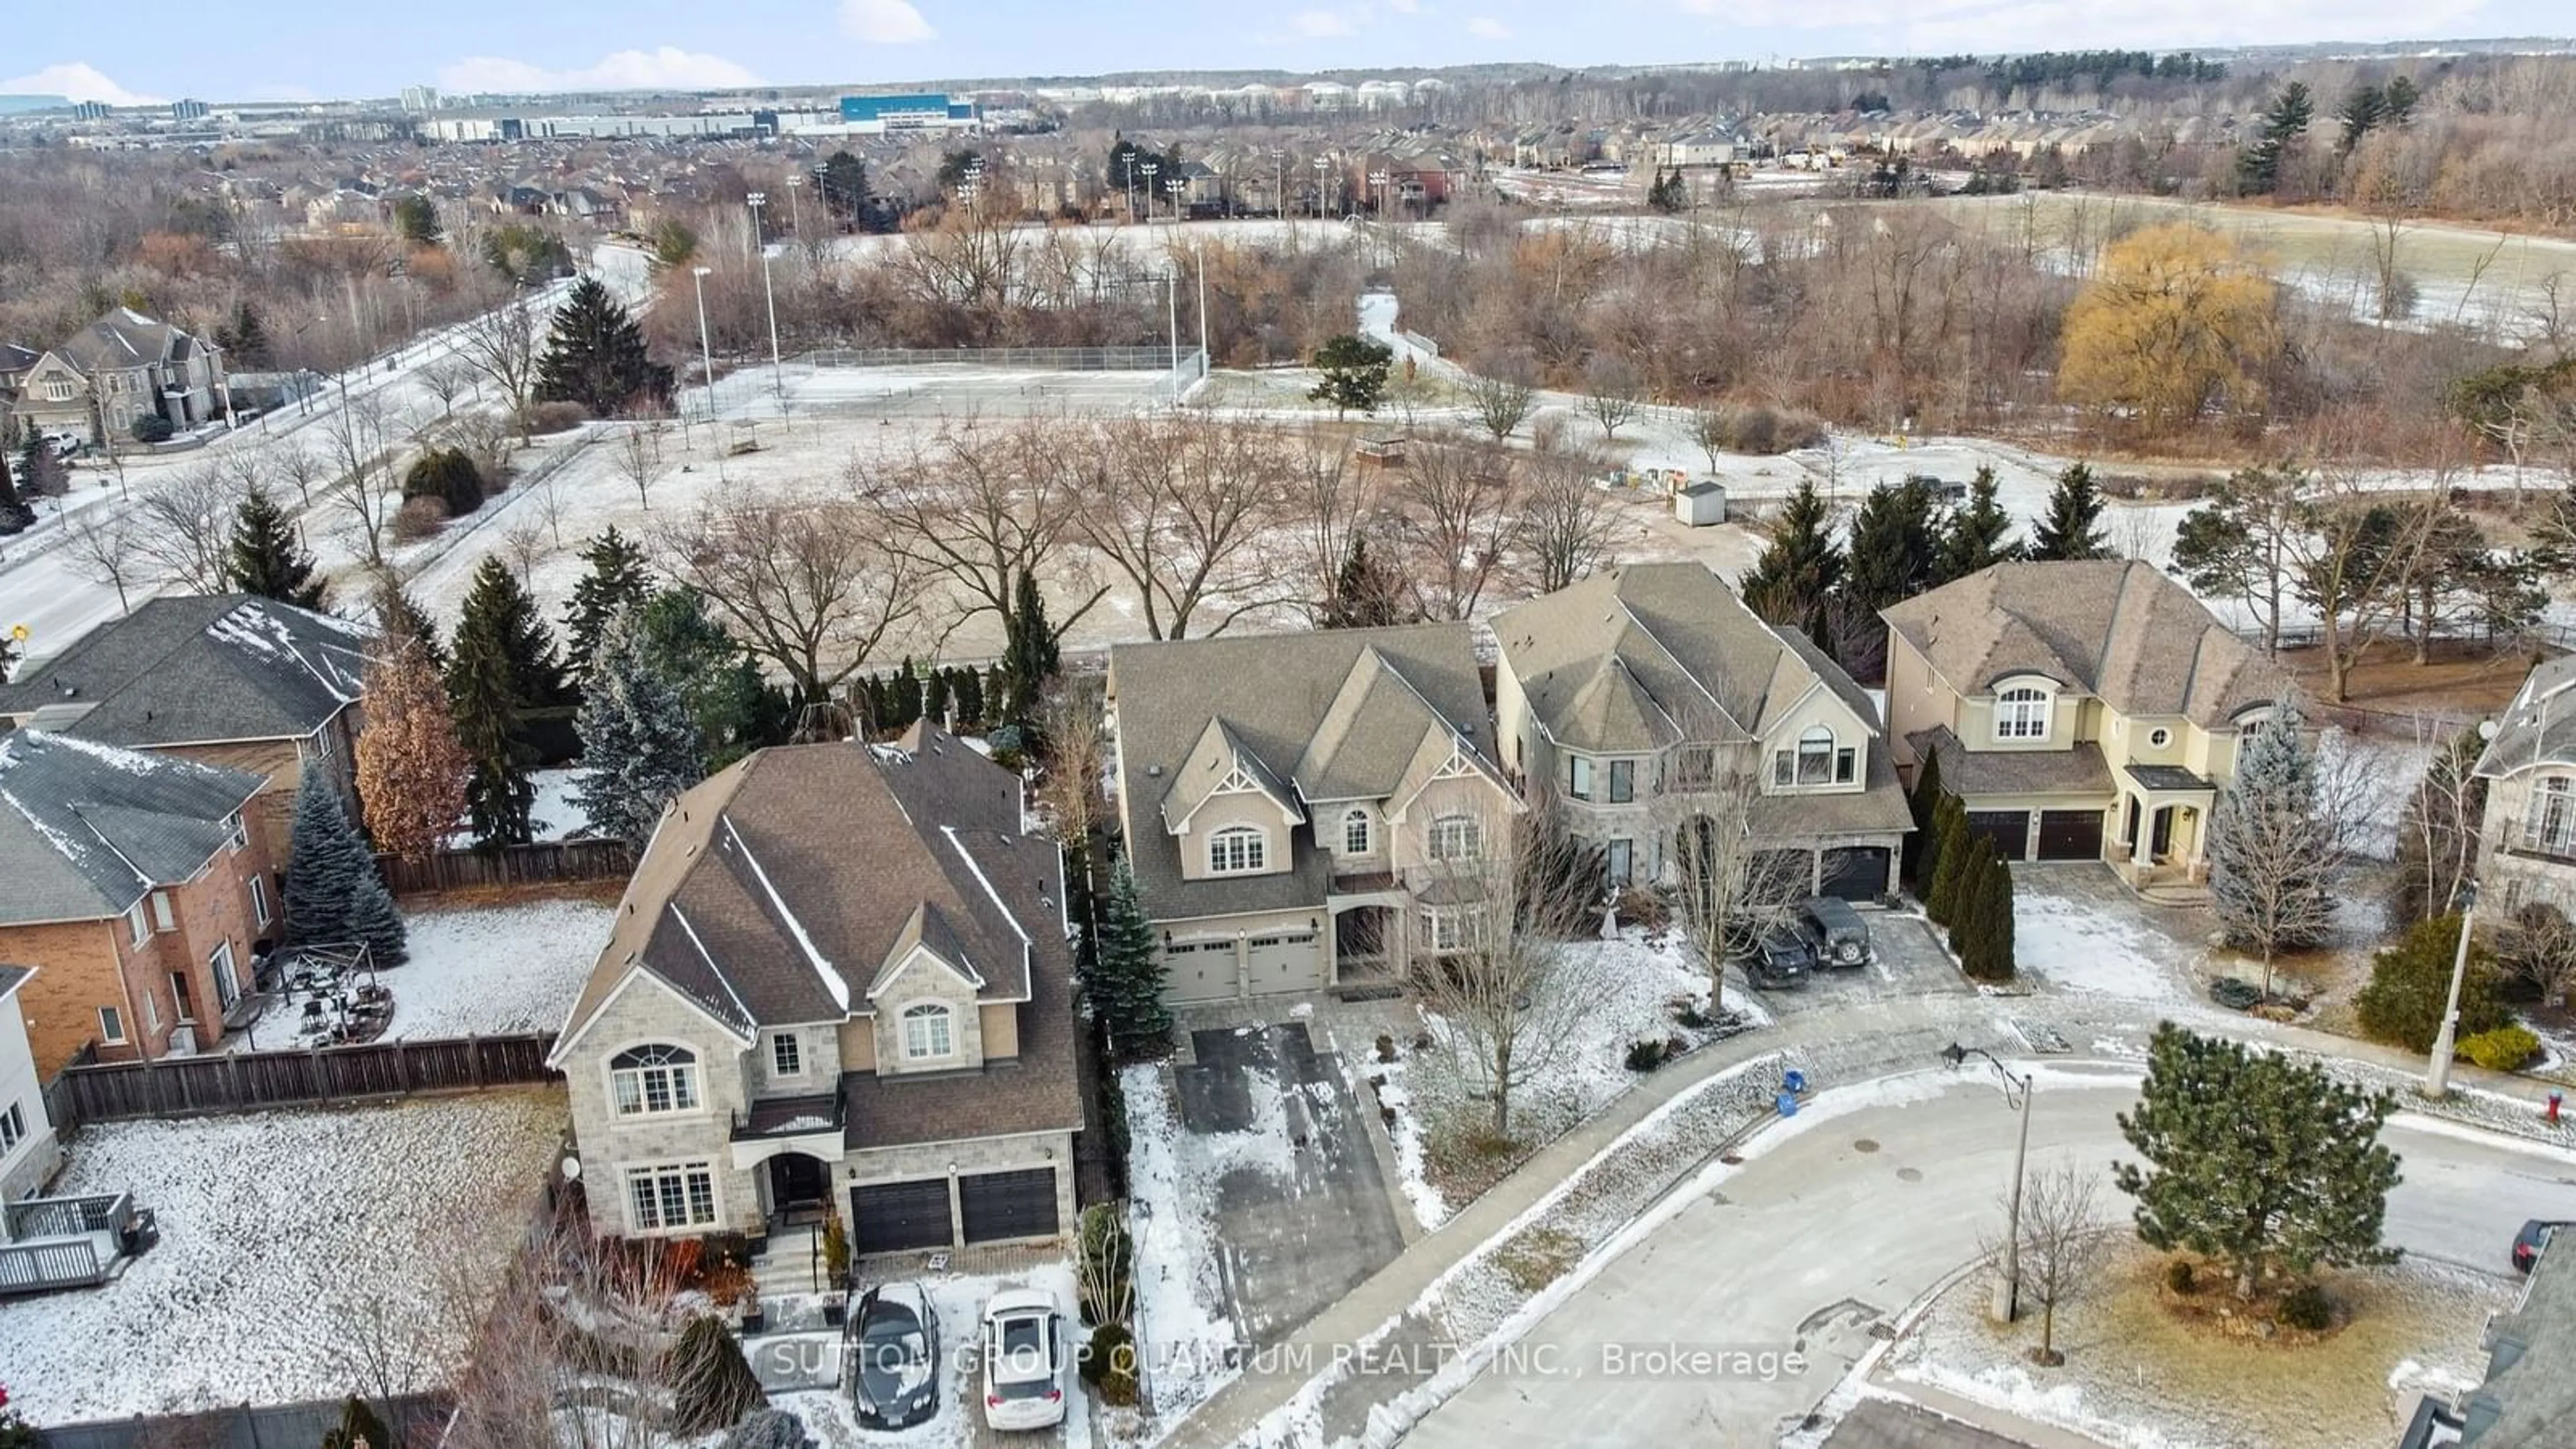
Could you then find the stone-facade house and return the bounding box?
[0,595,368,867]
[2471,655,2576,915]
[0,731,278,1075]
[1882,561,2297,891]
[548,727,1084,1254]
[0,966,63,1201]
[1493,563,1913,899]
[1107,625,1521,1004]
[8,309,227,444]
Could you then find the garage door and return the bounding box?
[959,1167,1061,1244]
[1963,811,2029,861]
[1818,847,1890,902]
[1244,930,1325,996]
[2036,810,2104,861]
[1161,940,1238,1004]
[852,1179,953,1255]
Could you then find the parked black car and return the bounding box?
[851,1281,942,1429]
[2512,1219,2566,1274]
[1750,925,1814,987]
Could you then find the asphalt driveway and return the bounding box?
[1752,908,1976,1019]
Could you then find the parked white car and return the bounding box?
[979,1287,1068,1430]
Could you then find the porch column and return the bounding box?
[2129,795,2153,867]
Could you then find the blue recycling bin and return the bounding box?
[1776,1091,1799,1117]
[1784,1068,1809,1095]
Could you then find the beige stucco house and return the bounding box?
[1493,562,1912,899]
[1107,625,1521,1004]
[9,308,227,444]
[2472,655,2576,915]
[1882,561,2296,890]
[548,727,1084,1254]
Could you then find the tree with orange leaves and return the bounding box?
[356,639,470,864]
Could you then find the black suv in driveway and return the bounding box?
[2513,1219,2568,1273]
[1799,897,1873,969]
[1749,925,1815,987]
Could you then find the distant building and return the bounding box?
[399,85,439,114]
[835,93,980,134]
[70,101,108,121]
[8,307,228,445]
[170,99,209,121]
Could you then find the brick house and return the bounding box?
[0,594,368,867]
[0,731,278,1075]
[547,727,1084,1254]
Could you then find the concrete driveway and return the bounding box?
[1174,1020,1408,1345]
[1397,1068,2576,1449]
[1752,908,1976,1020]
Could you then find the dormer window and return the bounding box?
[1208,826,1267,874]
[1342,809,1372,856]
[902,1003,955,1061]
[1996,687,2051,741]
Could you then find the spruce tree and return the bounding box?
[1904,749,1945,889]
[1947,843,1989,963]
[1092,857,1173,1061]
[284,769,369,945]
[224,484,325,607]
[952,667,985,730]
[574,611,708,851]
[923,668,951,728]
[447,559,549,847]
[1003,568,1060,726]
[15,428,62,503]
[665,1314,768,1434]
[345,867,409,967]
[374,579,447,673]
[1936,466,2017,580]
[561,527,657,678]
[452,556,564,710]
[633,587,784,770]
[1738,478,1844,647]
[2207,704,2338,996]
[2028,462,2110,561]
[1841,478,1941,618]
[535,276,674,417]
[1926,796,1970,926]
[321,1395,392,1449]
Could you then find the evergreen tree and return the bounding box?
[818,150,871,223]
[453,556,565,710]
[2381,74,2420,127]
[574,611,707,851]
[1738,479,1844,646]
[1322,535,1407,629]
[1936,466,2017,580]
[535,276,674,417]
[1002,568,1059,726]
[321,1395,393,1449]
[2027,462,2110,561]
[1926,796,1970,926]
[2237,80,2314,195]
[215,299,273,368]
[1904,749,1945,889]
[283,769,370,945]
[561,527,657,678]
[953,667,985,730]
[345,865,409,966]
[223,484,325,607]
[401,447,486,517]
[0,433,31,536]
[1307,335,1394,417]
[2356,912,2509,1053]
[1966,844,2017,981]
[665,1314,768,1435]
[15,427,64,502]
[2114,1023,2402,1300]
[447,559,551,847]
[373,578,446,673]
[633,587,785,770]
[1091,857,1173,1061]
[1947,843,1990,963]
[2206,705,2339,996]
[1841,477,1941,620]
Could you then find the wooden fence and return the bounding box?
[375,838,633,896]
[46,1033,557,1132]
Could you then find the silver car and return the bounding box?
[979,1287,1067,1430]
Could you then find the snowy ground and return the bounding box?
[231,898,614,1046]
[1120,1061,1281,1421]
[0,1089,564,1423]
[2013,879,2196,1005]
[2320,726,2443,864]
[443,768,593,849]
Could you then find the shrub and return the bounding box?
[129,415,175,443]
[722,1408,817,1449]
[1625,1038,1669,1073]
[2459,1024,2541,1073]
[663,1314,767,1433]
[1674,1001,1712,1030]
[1375,1032,1398,1063]
[821,1209,849,1285]
[529,399,590,434]
[1615,886,1670,931]
[2277,1283,2332,1332]
[1079,1322,1141,1406]
[402,447,486,515]
[1077,1203,1134,1328]
[2163,1258,2196,1295]
[2357,913,2510,1053]
[391,494,446,542]
[2208,977,2265,1011]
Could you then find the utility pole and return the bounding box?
[782,170,804,239]
[748,192,785,418]
[2424,881,2479,1097]
[1941,1043,2033,1323]
[1193,233,1210,382]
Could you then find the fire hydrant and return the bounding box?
[2548,1091,2563,1126]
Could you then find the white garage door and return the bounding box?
[1244,930,1326,996]
[1162,939,1240,1003]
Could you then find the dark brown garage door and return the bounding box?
[1819,847,1891,902]
[1963,811,2029,861]
[853,1179,953,1254]
[959,1167,1060,1244]
[2036,810,2104,861]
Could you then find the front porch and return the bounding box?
[1328,874,1412,997]
[2114,765,2217,904]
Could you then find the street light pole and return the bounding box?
[747,193,785,417]
[1313,156,1330,219]
[690,264,718,425]
[1941,1042,2033,1323]
[1193,234,1210,382]
[782,171,804,239]
[1164,264,1179,407]
[2425,881,2479,1097]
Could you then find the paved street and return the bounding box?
[1397,1071,2576,1449]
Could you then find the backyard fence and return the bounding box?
[36,1393,454,1449]
[43,1032,557,1133]
[808,343,1184,371]
[374,838,634,896]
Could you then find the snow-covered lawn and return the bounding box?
[380,898,614,1040]
[1120,1061,1285,1421]
[0,1089,565,1423]
[2014,883,2195,1004]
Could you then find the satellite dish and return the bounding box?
[559,1155,582,1181]
[2480,719,2500,741]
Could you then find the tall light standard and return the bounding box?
[1163,262,1180,406]
[1940,1042,2033,1323]
[1191,233,1210,382]
[782,170,804,239]
[1368,168,1391,218]
[1271,148,1285,219]
[1121,148,1140,223]
[1137,160,1160,225]
[690,265,718,427]
[1313,155,1331,219]
[2424,879,2480,1097]
[747,192,786,415]
[1165,174,1187,223]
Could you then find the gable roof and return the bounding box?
[1495,563,1875,753]
[1108,625,1504,922]
[1880,561,2291,729]
[56,308,205,374]
[553,725,1057,1049]
[0,595,368,747]
[0,730,264,926]
[2475,654,2576,781]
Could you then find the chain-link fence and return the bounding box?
[808,345,1185,371]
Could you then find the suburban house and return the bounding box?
[1493,562,1913,900]
[7,308,228,444]
[1881,560,2297,888]
[0,966,62,1201]
[2471,654,2576,915]
[547,727,1085,1255]
[1106,625,1521,1003]
[0,594,369,865]
[0,730,278,1075]
[2398,1228,2576,1446]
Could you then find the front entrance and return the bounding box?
[767,1152,832,1224]
[2150,804,2176,861]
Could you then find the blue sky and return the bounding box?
[5,0,2561,105]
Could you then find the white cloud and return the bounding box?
[1387,0,1421,11]
[0,63,164,107]
[437,47,761,95]
[1680,0,2483,50]
[1292,9,1357,36]
[841,0,937,43]
[1467,14,1513,36]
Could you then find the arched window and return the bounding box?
[608,1044,700,1116]
[1208,826,1267,874]
[1996,686,2051,740]
[902,1003,955,1060]
[2530,776,2576,858]
[1796,727,1835,785]
[1430,814,1481,861]
[1343,809,1373,856]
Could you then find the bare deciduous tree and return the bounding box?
[1399,433,1518,621]
[273,441,328,511]
[1519,433,1616,593]
[659,486,921,700]
[1580,354,1643,440]
[320,388,396,569]
[64,508,142,615]
[1286,429,1386,623]
[133,463,247,593]
[1057,414,1293,641]
[1656,712,1813,992]
[455,290,541,443]
[1978,1157,2110,1366]
[2498,902,2576,1008]
[859,419,1107,652]
[418,356,477,418]
[499,519,553,589]
[1462,352,1538,441]
[1033,676,1108,847]
[612,414,670,510]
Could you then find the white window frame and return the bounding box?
[625,1161,720,1232]
[250,875,272,927]
[150,891,175,932]
[771,1031,804,1077]
[608,1043,702,1117]
[1795,727,1835,786]
[1342,809,1371,856]
[2529,777,2576,858]
[1995,687,2051,741]
[1425,905,1483,952]
[99,1006,125,1044]
[0,1102,23,1155]
[126,901,150,947]
[1428,814,1481,862]
[225,815,248,854]
[1569,755,1594,801]
[1206,826,1267,875]
[211,940,241,1010]
[902,1003,955,1061]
